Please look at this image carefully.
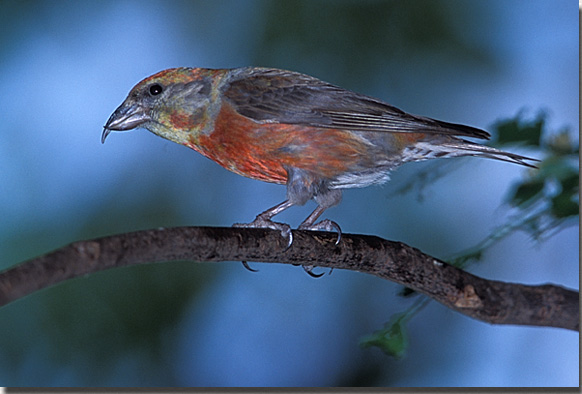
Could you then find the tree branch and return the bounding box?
[0,227,578,331]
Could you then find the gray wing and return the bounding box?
[222,67,490,139]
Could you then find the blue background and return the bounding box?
[0,0,578,387]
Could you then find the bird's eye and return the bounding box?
[149,84,163,96]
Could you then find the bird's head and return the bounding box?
[102,68,223,145]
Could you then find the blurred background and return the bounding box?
[0,0,578,387]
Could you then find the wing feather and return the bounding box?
[222,67,490,140]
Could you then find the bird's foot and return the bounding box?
[233,215,293,248]
[234,215,294,273]
[293,219,341,277]
[298,219,342,245]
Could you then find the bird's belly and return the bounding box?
[329,167,393,189]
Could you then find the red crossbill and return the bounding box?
[102,67,536,272]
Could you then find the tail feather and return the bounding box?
[403,140,539,168]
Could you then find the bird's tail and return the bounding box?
[403,139,539,168]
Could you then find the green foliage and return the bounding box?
[360,297,430,358]
[364,111,579,357]
[504,117,579,232]
[510,180,545,206]
[360,314,408,359]
[494,111,544,146]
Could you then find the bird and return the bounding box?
[102,67,537,275]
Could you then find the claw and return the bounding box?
[241,261,259,273]
[233,218,293,248]
[299,219,342,245]
[292,263,329,278]
[233,209,295,273]
[283,227,293,249]
[302,265,325,278]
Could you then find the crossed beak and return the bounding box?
[101,102,151,144]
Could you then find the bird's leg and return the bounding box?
[294,205,342,278]
[298,205,342,243]
[234,200,296,272]
[233,199,295,245]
